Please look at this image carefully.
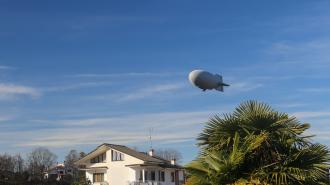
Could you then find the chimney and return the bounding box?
[148,149,155,156]
[171,158,176,165]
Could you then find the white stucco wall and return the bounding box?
[106,149,144,185]
[86,171,93,183]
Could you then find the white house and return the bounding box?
[44,163,73,180]
[75,143,185,185]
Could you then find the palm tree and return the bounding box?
[186,132,268,185]
[186,101,329,185]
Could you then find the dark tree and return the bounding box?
[0,153,26,185]
[64,150,80,181]
[26,147,57,180]
[0,153,15,172]
[156,148,182,163]
[13,154,24,173]
[79,152,86,159]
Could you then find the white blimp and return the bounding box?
[189,70,229,92]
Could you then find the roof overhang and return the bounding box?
[126,163,184,169]
[79,166,108,171]
[75,145,109,165]
[126,164,160,167]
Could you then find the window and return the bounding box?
[111,150,124,161]
[144,171,148,181]
[171,172,175,182]
[158,171,165,182]
[151,171,155,181]
[90,153,106,163]
[93,173,104,183]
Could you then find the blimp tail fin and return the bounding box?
[215,74,229,92]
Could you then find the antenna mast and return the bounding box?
[149,128,153,150]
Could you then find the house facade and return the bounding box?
[44,163,74,181]
[75,143,185,185]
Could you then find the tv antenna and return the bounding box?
[149,128,153,150]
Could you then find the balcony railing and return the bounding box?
[128,181,163,185]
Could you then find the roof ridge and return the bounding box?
[103,143,127,147]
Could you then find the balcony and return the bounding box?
[128,181,164,185]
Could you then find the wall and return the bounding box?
[106,149,144,185]
[83,147,184,185]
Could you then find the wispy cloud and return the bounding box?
[117,83,185,102]
[268,31,330,54]
[41,81,113,92]
[12,110,220,148]
[306,130,330,141]
[69,15,165,31]
[300,87,330,93]
[226,82,263,93]
[292,111,330,119]
[0,115,13,122]
[70,72,184,78]
[31,111,213,127]
[275,103,307,109]
[268,39,330,67]
[0,83,40,100]
[243,37,330,82]
[0,65,14,70]
[15,129,196,147]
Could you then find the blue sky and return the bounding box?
[1,0,330,164]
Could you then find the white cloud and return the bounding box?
[0,83,40,100]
